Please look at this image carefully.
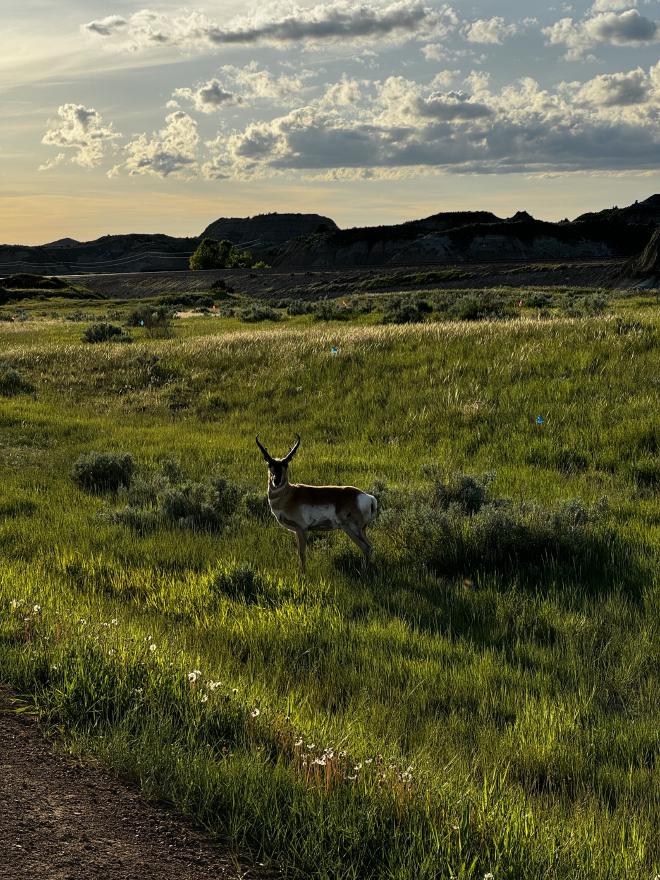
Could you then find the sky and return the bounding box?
[1,0,659,244]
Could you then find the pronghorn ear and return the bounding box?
[255,436,273,463]
[283,433,301,464]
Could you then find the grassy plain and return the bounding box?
[0,288,658,879]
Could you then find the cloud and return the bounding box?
[318,77,364,109]
[430,69,461,89]
[590,0,636,10]
[421,42,444,60]
[171,64,310,115]
[543,9,659,59]
[220,62,308,101]
[41,103,119,168]
[114,111,199,177]
[172,79,237,113]
[84,14,127,36]
[464,17,518,44]
[576,67,649,106]
[204,0,431,44]
[83,1,445,53]
[43,61,660,183]
[201,64,660,179]
[588,8,658,42]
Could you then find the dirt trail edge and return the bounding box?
[0,689,267,880]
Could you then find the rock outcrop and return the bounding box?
[622,227,660,285]
[201,212,337,252]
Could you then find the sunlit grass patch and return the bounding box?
[0,300,657,879]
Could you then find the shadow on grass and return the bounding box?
[332,543,650,656]
[329,480,650,649]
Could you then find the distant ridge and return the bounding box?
[273,196,660,268]
[42,237,80,248]
[1,198,658,274]
[201,212,338,248]
[574,194,660,226]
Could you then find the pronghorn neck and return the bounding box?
[268,474,292,503]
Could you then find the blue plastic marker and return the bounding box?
[140,319,145,326]
[536,415,544,425]
[331,346,338,355]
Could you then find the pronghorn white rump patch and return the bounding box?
[357,492,378,524]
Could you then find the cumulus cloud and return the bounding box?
[318,77,364,109]
[83,1,445,53]
[590,0,637,10]
[113,111,199,177]
[204,0,431,44]
[41,60,660,183]
[544,9,659,59]
[576,67,649,106]
[40,103,119,168]
[85,14,127,36]
[172,79,237,113]
[201,63,660,179]
[589,9,658,42]
[220,62,308,101]
[464,17,518,44]
[171,64,310,114]
[430,69,461,89]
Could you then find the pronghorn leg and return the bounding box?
[343,524,372,569]
[361,527,374,562]
[295,528,307,574]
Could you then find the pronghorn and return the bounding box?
[256,434,377,573]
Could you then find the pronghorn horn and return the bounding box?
[283,434,301,464]
[255,436,273,463]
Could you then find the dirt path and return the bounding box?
[0,689,265,880]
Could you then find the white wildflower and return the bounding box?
[33,604,41,614]
[250,707,260,718]
[111,618,118,625]
[200,693,209,703]
[188,669,201,683]
[149,643,157,653]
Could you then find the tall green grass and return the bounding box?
[0,306,658,878]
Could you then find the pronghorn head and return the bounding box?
[256,434,300,489]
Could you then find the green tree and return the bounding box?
[189,238,263,270]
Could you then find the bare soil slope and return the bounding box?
[58,259,625,302]
[0,690,263,880]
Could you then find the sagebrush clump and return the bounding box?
[0,365,34,397]
[82,323,127,344]
[71,451,135,493]
[380,470,617,583]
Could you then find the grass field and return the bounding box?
[0,289,658,879]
